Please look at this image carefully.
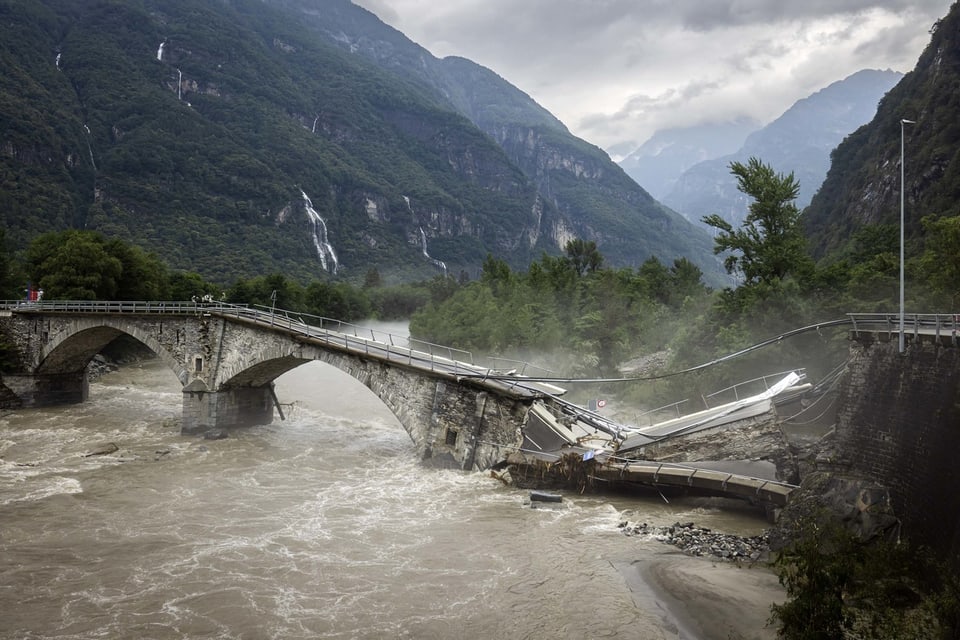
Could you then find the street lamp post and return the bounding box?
[900,118,915,353]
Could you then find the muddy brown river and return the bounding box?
[0,358,781,639]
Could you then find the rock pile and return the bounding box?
[85,354,117,382]
[619,520,770,562]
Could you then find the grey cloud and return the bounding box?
[672,0,949,31]
[368,0,954,149]
[416,0,949,37]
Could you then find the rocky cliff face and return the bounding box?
[804,5,960,257]
[294,0,721,280]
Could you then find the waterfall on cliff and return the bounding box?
[300,190,339,274]
[157,41,165,62]
[83,125,96,171]
[419,227,447,275]
[55,53,61,69]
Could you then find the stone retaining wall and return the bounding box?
[832,336,960,557]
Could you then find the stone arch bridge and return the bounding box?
[0,300,808,508]
[0,301,568,471]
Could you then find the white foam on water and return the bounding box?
[3,475,82,505]
[0,360,779,639]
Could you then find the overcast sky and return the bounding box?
[353,0,953,158]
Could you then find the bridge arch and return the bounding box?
[216,346,437,455]
[38,317,188,384]
[1,304,536,469]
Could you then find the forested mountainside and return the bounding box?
[0,0,717,287]
[260,0,720,280]
[804,3,960,260]
[662,69,902,229]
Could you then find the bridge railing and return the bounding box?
[2,299,556,393]
[472,356,554,378]
[848,312,960,345]
[635,398,690,426]
[0,299,257,315]
[701,368,807,408]
[247,304,486,370]
[244,304,557,383]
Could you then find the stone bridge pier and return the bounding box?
[0,309,533,470]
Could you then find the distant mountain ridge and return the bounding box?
[655,69,902,228]
[0,0,720,286]
[617,118,760,200]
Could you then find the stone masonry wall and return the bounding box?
[0,312,531,470]
[306,348,527,470]
[833,337,960,556]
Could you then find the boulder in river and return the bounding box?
[82,442,119,457]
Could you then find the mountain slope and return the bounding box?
[804,5,960,259]
[0,0,721,286]
[661,69,903,229]
[288,0,719,278]
[2,0,557,284]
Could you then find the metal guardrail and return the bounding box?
[1,299,243,314]
[847,312,960,345]
[0,299,548,396]
[248,303,478,366]
[702,368,807,408]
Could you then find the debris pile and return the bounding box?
[619,520,770,562]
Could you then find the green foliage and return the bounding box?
[410,247,711,376]
[24,229,175,301]
[0,227,16,299]
[166,271,222,301]
[366,281,433,319]
[27,230,123,299]
[304,280,372,320]
[0,0,719,288]
[103,238,169,300]
[564,239,603,276]
[703,157,812,287]
[919,214,960,306]
[771,516,960,639]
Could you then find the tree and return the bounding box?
[669,257,708,305]
[703,157,810,287]
[480,254,513,295]
[362,268,382,289]
[771,515,957,639]
[104,239,169,300]
[0,228,13,298]
[304,281,371,320]
[638,256,671,305]
[919,214,960,306]
[564,239,603,277]
[27,231,123,300]
[168,271,222,300]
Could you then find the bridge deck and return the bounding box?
[4,299,806,506]
[5,300,564,400]
[514,394,798,507]
[505,450,795,507]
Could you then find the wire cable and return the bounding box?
[457,318,854,385]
